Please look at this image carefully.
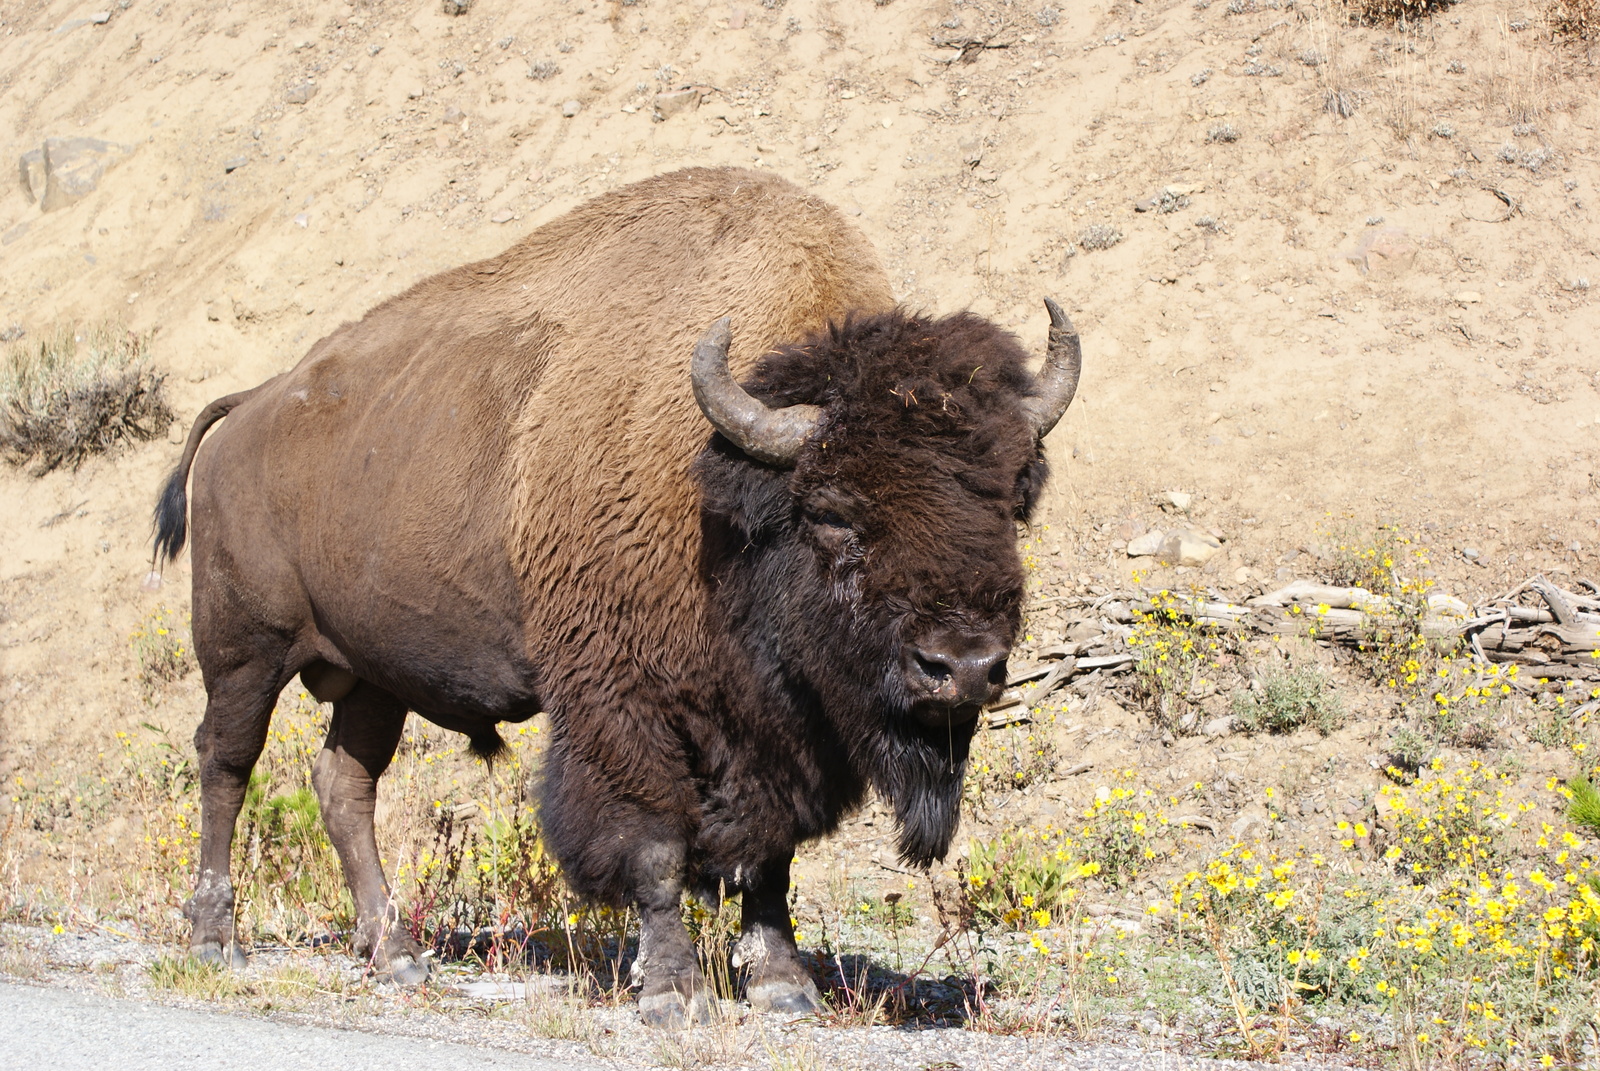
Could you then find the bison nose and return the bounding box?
[905,635,1009,709]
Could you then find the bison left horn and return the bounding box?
[1022,297,1082,439]
[690,317,822,467]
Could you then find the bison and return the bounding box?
[152,166,1079,1026]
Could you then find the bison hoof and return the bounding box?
[748,978,822,1016]
[380,952,430,987]
[191,940,248,971]
[638,989,713,1029]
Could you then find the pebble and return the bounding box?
[407,86,426,100]
[30,136,133,212]
[1157,489,1192,512]
[652,87,701,121]
[1202,715,1234,737]
[442,106,465,124]
[801,135,821,154]
[1461,546,1481,561]
[1454,290,1482,304]
[561,99,582,117]
[224,156,248,172]
[1126,530,1166,557]
[1238,425,1257,438]
[284,81,317,105]
[441,0,472,13]
[489,209,514,224]
[1159,529,1222,567]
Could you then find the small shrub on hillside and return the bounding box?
[1128,590,1241,734]
[1077,223,1123,252]
[1232,664,1345,735]
[0,324,172,473]
[1206,122,1239,142]
[130,606,194,694]
[1346,0,1457,24]
[1372,762,1529,878]
[1550,0,1599,38]
[962,827,1080,925]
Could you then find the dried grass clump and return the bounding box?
[0,324,173,474]
[1346,0,1456,23]
[1549,0,1598,37]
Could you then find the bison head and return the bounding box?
[691,303,1078,866]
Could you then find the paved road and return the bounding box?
[0,982,629,1071]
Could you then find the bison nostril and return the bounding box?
[913,652,953,683]
[986,658,1008,686]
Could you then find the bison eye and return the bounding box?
[814,510,851,530]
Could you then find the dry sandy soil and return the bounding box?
[1,0,1599,1059]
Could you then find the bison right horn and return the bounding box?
[1021,297,1082,440]
[690,317,822,467]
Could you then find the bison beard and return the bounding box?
[874,705,976,866]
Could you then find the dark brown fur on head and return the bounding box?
[693,309,1047,867]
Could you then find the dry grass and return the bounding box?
[0,324,172,474]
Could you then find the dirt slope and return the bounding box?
[1,0,1597,853]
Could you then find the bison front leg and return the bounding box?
[734,857,821,1015]
[632,841,713,1028]
[312,682,427,985]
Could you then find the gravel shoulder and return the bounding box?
[0,923,1348,1071]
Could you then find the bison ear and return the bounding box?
[1014,452,1049,522]
[691,437,794,542]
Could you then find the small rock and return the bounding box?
[1158,529,1222,567]
[489,209,514,224]
[442,106,465,124]
[561,99,582,117]
[441,0,471,13]
[1202,715,1234,737]
[1373,789,1406,831]
[1126,530,1166,557]
[728,6,746,28]
[1233,566,1253,584]
[652,86,702,122]
[1461,546,1480,561]
[90,11,111,23]
[1157,489,1192,513]
[38,137,133,212]
[17,148,45,203]
[407,86,426,100]
[801,136,821,154]
[223,156,248,173]
[1454,290,1482,304]
[1238,425,1257,438]
[293,212,308,228]
[284,81,317,105]
[1230,805,1270,841]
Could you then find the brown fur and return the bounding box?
[155,168,1060,1015]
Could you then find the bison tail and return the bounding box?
[151,387,262,569]
[469,728,508,765]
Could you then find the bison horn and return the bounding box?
[1022,297,1082,439]
[690,317,822,467]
